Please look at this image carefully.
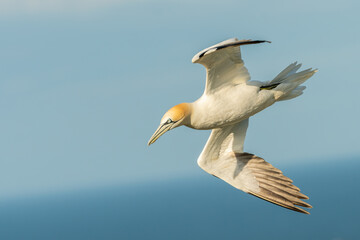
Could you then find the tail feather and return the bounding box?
[278,68,316,85]
[271,62,302,83]
[265,62,317,101]
[277,86,306,101]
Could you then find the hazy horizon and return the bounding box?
[1,157,359,239]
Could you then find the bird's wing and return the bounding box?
[192,38,270,95]
[197,119,312,214]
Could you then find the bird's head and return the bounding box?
[148,103,191,146]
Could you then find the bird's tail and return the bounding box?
[265,62,317,101]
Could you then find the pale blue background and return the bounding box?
[1,0,359,198]
[0,1,359,238]
[0,0,360,240]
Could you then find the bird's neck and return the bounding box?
[180,102,192,126]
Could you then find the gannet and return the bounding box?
[148,38,317,214]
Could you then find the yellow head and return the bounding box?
[148,103,191,145]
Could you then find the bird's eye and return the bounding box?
[166,118,173,124]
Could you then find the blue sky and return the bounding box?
[0,0,359,199]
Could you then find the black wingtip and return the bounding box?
[244,40,271,44]
[192,38,271,63]
[215,39,270,50]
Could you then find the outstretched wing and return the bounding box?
[197,119,312,214]
[192,38,270,95]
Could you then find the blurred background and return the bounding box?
[0,0,359,239]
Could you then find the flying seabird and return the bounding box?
[148,38,317,214]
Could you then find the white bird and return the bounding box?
[148,38,317,214]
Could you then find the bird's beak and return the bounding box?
[148,123,172,146]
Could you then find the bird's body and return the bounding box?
[189,83,275,129]
[148,38,317,214]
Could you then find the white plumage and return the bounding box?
[148,38,317,214]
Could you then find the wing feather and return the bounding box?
[197,121,311,214]
[192,38,270,94]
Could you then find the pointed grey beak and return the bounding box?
[148,123,172,146]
